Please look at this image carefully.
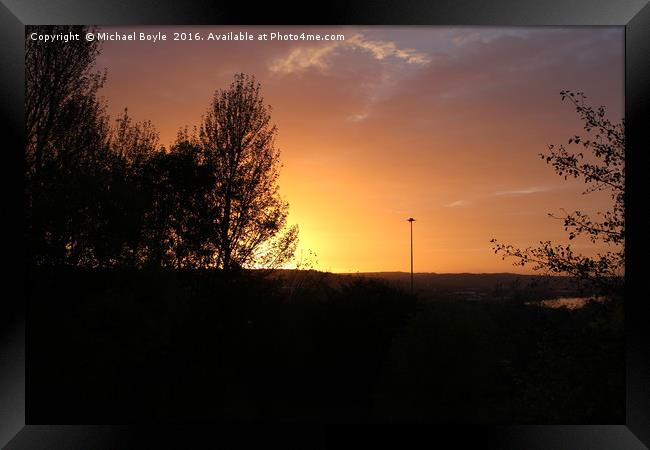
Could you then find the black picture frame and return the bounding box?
[1,1,648,448]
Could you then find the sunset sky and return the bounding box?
[95,26,624,273]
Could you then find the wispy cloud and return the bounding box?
[492,186,552,196]
[348,112,369,122]
[269,33,431,75]
[269,44,339,75]
[346,34,431,65]
[269,33,432,123]
[444,200,468,208]
[441,185,560,209]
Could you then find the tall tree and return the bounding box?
[491,91,624,297]
[97,110,163,268]
[196,73,298,270]
[25,25,111,266]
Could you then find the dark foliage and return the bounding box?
[27,270,418,422]
[28,270,622,424]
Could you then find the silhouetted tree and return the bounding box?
[26,29,163,268]
[26,25,107,176]
[97,110,163,268]
[27,34,297,271]
[491,91,624,296]
[137,130,216,268]
[26,25,112,266]
[194,73,298,270]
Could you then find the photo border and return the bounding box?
[1,0,648,447]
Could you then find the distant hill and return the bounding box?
[268,269,584,301]
[343,271,573,290]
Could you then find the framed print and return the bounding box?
[1,0,649,448]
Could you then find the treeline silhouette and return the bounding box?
[27,26,296,270]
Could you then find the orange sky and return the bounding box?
[95,26,624,273]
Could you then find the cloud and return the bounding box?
[442,185,562,209]
[492,186,551,196]
[346,34,431,65]
[348,112,369,122]
[365,28,622,126]
[444,200,468,207]
[269,33,431,75]
[268,43,339,74]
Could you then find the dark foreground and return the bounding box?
[27,269,624,423]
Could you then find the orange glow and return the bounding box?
[95,26,623,273]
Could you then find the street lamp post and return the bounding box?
[407,218,415,292]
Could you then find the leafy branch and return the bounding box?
[491,91,624,296]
